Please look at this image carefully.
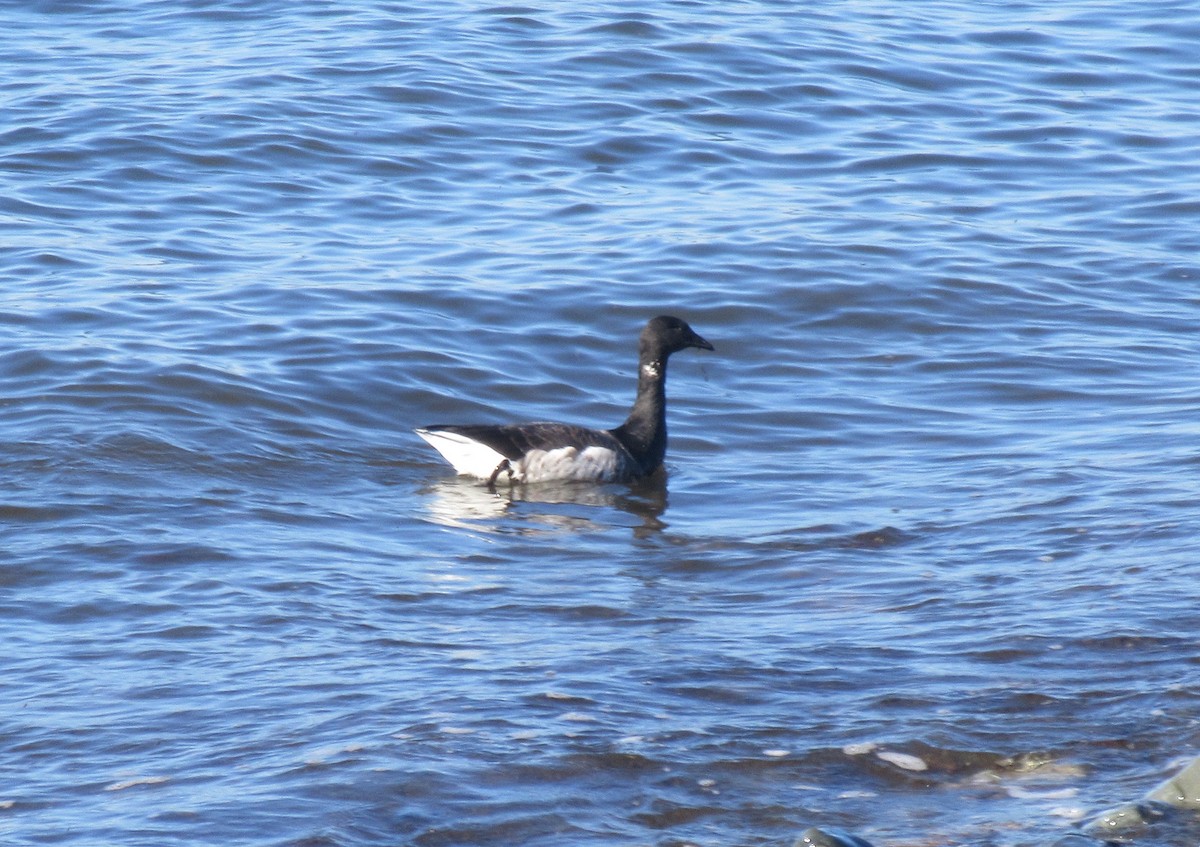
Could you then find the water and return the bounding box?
[3,2,1200,845]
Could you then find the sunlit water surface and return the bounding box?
[3,2,1200,846]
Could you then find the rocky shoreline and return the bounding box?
[797,755,1200,847]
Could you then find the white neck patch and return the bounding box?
[641,361,661,380]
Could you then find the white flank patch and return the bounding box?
[517,445,626,483]
[417,429,634,483]
[415,429,508,479]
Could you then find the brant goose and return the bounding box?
[416,315,713,485]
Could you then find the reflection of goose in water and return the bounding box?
[416,316,713,485]
[420,475,669,537]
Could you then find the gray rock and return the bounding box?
[794,826,877,847]
[1145,756,1200,811]
[1082,800,1172,838]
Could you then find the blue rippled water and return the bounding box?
[4,2,1200,846]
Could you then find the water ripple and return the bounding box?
[4,2,1200,846]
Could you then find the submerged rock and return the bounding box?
[796,755,1200,847]
[1049,833,1106,847]
[1082,800,1173,838]
[794,826,877,847]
